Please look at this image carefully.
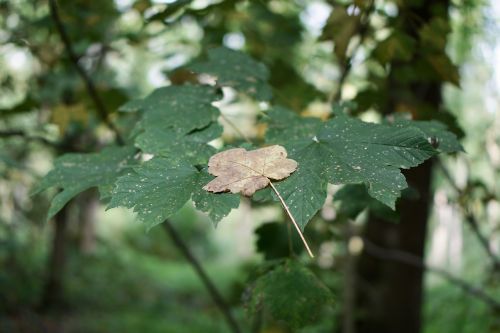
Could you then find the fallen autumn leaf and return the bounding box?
[203,145,298,196]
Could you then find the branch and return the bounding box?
[436,160,500,269]
[162,220,241,333]
[0,129,59,147]
[48,0,124,145]
[362,237,500,311]
[328,0,375,104]
[269,182,314,258]
[48,2,240,328]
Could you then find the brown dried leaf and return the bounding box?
[203,145,298,196]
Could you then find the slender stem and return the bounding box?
[362,237,500,310]
[269,182,314,258]
[162,220,241,333]
[219,113,252,144]
[436,160,500,269]
[48,0,124,145]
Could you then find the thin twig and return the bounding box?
[48,0,124,145]
[362,237,500,310]
[162,220,241,333]
[436,160,500,269]
[269,182,314,258]
[48,1,240,326]
[219,113,252,144]
[327,0,375,105]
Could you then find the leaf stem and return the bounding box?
[219,113,252,144]
[269,182,314,258]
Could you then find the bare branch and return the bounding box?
[436,160,500,269]
[362,237,500,310]
[162,220,241,333]
[48,0,124,145]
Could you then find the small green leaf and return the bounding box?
[247,260,334,329]
[34,146,137,220]
[272,165,328,230]
[252,187,274,203]
[108,158,238,229]
[334,184,399,222]
[108,157,198,229]
[255,222,304,259]
[128,85,220,134]
[265,106,322,149]
[136,122,222,164]
[192,169,240,225]
[393,119,463,153]
[188,47,272,100]
[119,98,145,113]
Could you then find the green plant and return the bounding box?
[36,46,461,329]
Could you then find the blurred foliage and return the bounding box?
[0,0,499,332]
[246,260,334,329]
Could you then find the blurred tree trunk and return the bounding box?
[355,161,434,333]
[354,1,449,332]
[39,204,70,311]
[77,189,98,254]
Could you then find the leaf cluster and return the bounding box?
[37,47,461,232]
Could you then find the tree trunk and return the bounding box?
[77,189,98,254]
[354,0,449,332]
[39,204,70,311]
[355,161,433,333]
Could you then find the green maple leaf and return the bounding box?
[334,184,399,222]
[127,85,220,133]
[192,169,240,226]
[247,260,334,329]
[393,119,463,153]
[108,158,239,229]
[264,106,322,148]
[188,47,272,100]
[136,122,223,164]
[271,165,328,230]
[266,107,438,230]
[127,84,224,164]
[34,146,137,220]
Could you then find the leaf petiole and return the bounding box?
[269,182,314,258]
